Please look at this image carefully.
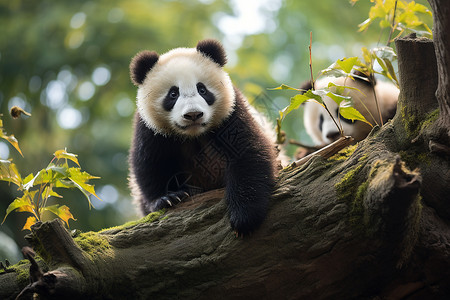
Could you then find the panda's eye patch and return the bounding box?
[163,86,179,111]
[196,82,215,105]
[319,114,324,132]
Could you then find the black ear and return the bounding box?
[196,39,227,67]
[130,50,159,86]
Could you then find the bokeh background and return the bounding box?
[0,0,431,264]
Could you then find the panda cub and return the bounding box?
[302,75,399,146]
[128,39,278,235]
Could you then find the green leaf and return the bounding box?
[373,46,397,61]
[326,92,352,107]
[23,169,53,190]
[47,164,69,177]
[321,65,348,78]
[279,89,326,121]
[268,84,303,92]
[43,185,63,199]
[54,149,80,166]
[327,82,362,95]
[2,193,36,224]
[67,168,101,206]
[0,159,22,187]
[336,57,359,74]
[339,106,373,127]
[358,18,372,32]
[0,133,23,157]
[44,204,76,227]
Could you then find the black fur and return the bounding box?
[196,39,227,67]
[130,50,159,86]
[129,87,276,235]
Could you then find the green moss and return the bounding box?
[335,163,369,232]
[334,155,383,234]
[8,258,47,287]
[419,108,440,134]
[74,231,112,257]
[335,164,363,202]
[399,150,430,169]
[100,210,166,233]
[401,106,419,138]
[402,107,440,138]
[13,263,30,286]
[328,144,358,162]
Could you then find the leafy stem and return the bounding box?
[1,117,101,231]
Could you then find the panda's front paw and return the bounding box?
[153,191,189,211]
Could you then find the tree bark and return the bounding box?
[2,3,450,299]
[427,0,450,146]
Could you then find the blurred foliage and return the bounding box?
[0,0,432,262]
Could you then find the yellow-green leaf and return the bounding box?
[340,106,373,127]
[336,57,359,74]
[327,92,352,107]
[43,185,63,199]
[0,133,23,157]
[2,193,36,224]
[44,205,76,227]
[54,149,80,166]
[0,159,22,187]
[67,167,101,206]
[268,84,303,92]
[23,169,53,190]
[22,216,37,231]
[279,89,324,121]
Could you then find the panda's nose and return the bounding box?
[183,111,204,121]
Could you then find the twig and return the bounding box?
[289,136,354,168]
[309,32,315,91]
[387,0,398,46]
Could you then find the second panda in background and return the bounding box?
[302,75,399,147]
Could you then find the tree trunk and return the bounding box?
[2,3,450,299]
[427,0,450,146]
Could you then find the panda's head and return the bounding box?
[303,92,358,145]
[302,76,399,146]
[130,39,235,137]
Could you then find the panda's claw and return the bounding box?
[154,191,190,211]
[171,195,182,203]
[160,196,173,207]
[168,191,190,202]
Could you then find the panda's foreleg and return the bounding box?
[224,152,274,236]
[131,146,190,214]
[137,167,192,213]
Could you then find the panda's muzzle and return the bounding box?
[176,111,207,130]
[183,111,203,122]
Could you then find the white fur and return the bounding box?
[304,77,399,146]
